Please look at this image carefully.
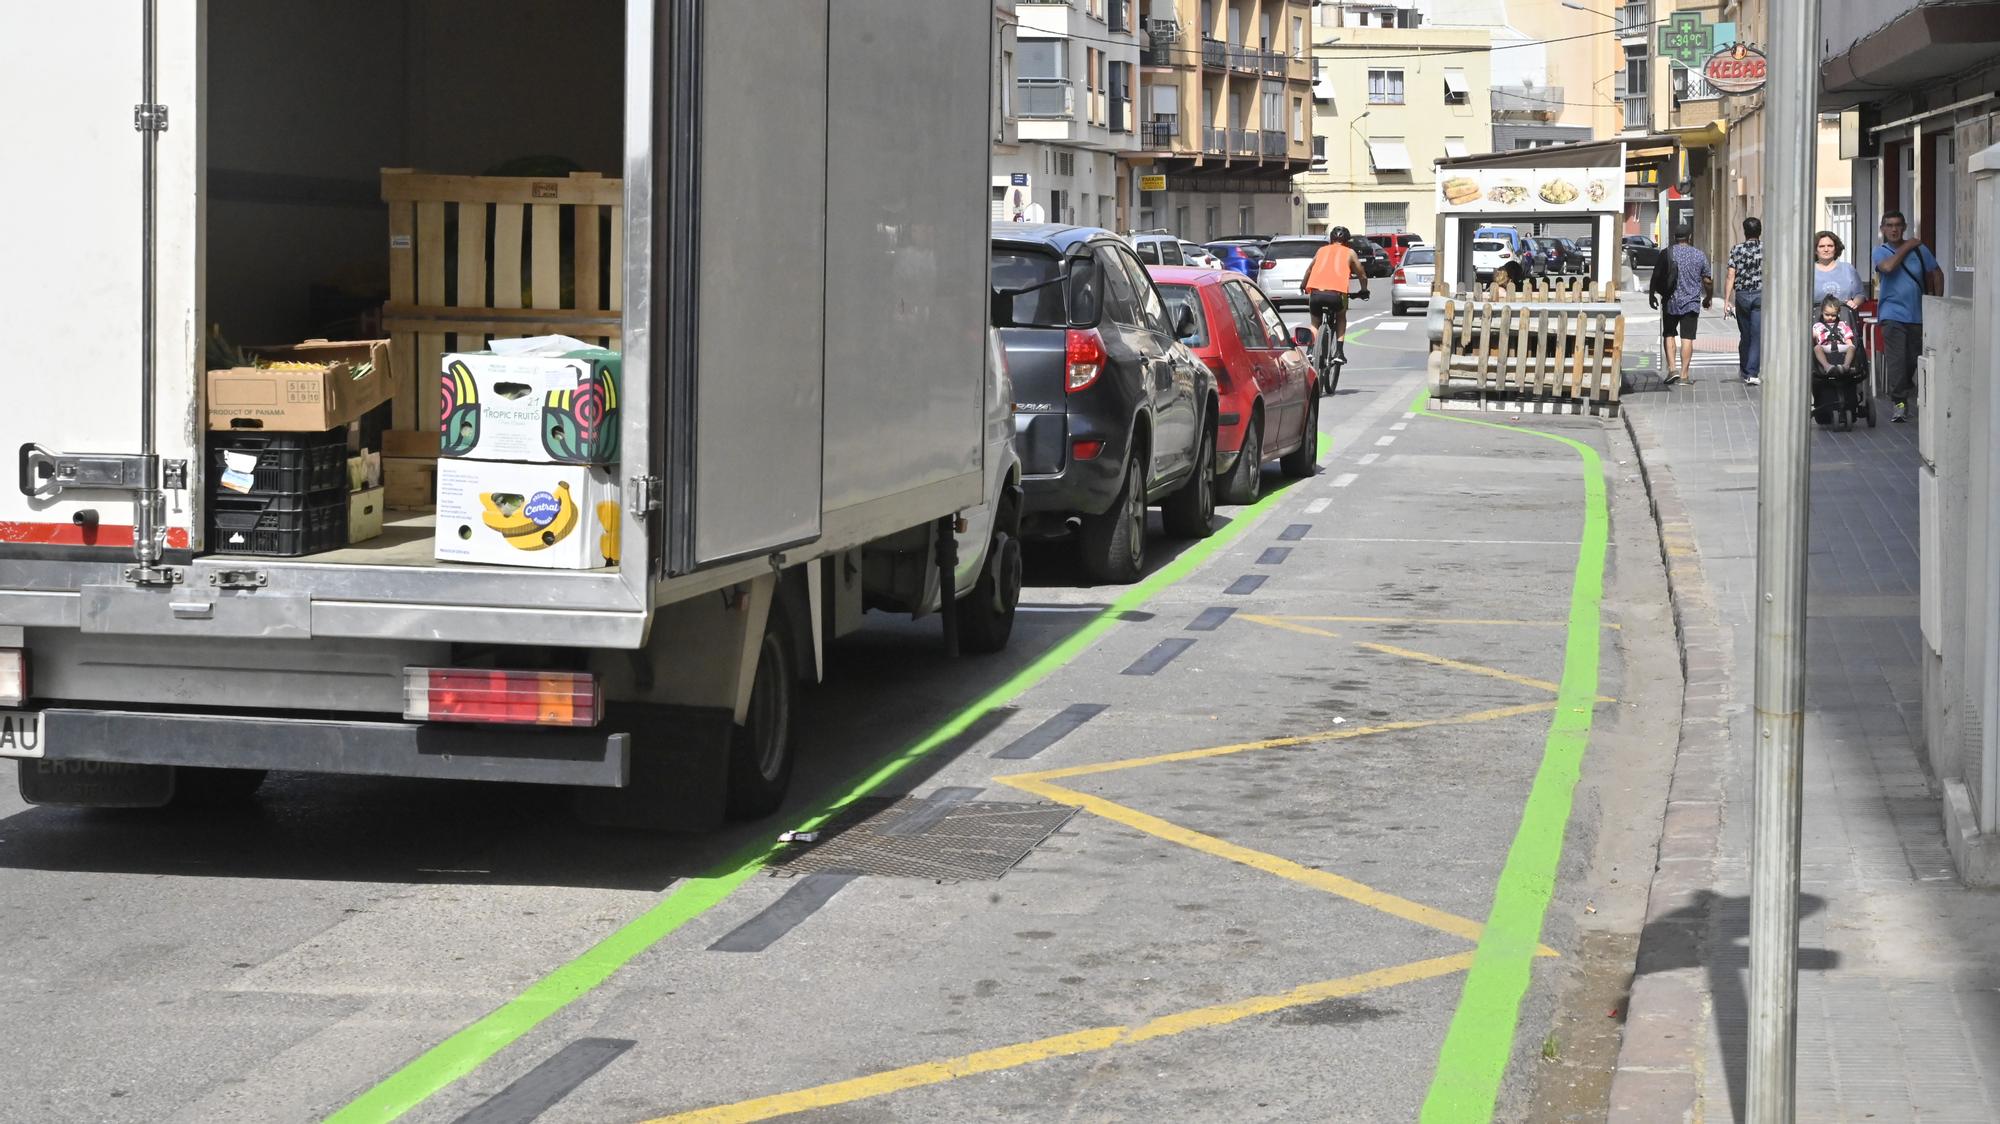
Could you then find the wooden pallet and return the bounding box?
[1448,276,1615,303]
[1430,298,1626,415]
[380,169,624,431]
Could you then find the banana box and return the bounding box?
[439,350,620,465]
[433,460,621,570]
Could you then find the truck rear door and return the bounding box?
[0,7,201,561]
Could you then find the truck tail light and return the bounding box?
[1065,329,1105,392]
[0,650,24,706]
[404,668,601,727]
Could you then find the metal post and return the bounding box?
[134,0,165,571]
[1749,0,1821,1116]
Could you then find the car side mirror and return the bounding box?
[1291,325,1313,349]
[1175,303,1197,339]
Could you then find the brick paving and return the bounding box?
[1609,295,2000,1122]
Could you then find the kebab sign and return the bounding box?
[1702,42,1768,96]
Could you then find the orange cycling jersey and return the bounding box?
[1303,244,1358,294]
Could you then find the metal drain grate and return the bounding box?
[770,797,1076,881]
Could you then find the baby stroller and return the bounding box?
[1811,302,1875,431]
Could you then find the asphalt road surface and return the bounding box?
[0,306,1682,1123]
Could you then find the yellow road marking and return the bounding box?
[1002,702,1561,784]
[1356,640,1566,694]
[644,953,1477,1123]
[1249,614,1621,630]
[1236,613,1343,640]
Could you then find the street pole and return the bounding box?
[1749,0,1820,1115]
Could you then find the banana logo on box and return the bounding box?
[479,482,578,550]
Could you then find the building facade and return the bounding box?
[1295,14,1493,240]
[1817,0,2000,883]
[1427,0,1627,147]
[1123,0,1318,240]
[992,0,1142,229]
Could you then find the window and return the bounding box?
[1136,240,1161,265]
[1291,15,1304,57]
[1363,202,1408,234]
[1095,246,1140,327]
[1366,136,1412,172]
[1049,187,1070,224]
[1116,248,1169,334]
[1205,206,1220,240]
[991,249,1066,326]
[1443,69,1469,105]
[1261,81,1283,131]
[1307,201,1330,220]
[1368,69,1404,104]
[1086,48,1098,92]
[1176,205,1191,237]
[1054,150,1076,177]
[1018,39,1066,79]
[1624,44,1648,97]
[1222,282,1271,348]
[1443,136,1470,159]
[1292,97,1305,143]
[1239,205,1254,234]
[1311,135,1327,160]
[1154,283,1210,348]
[1244,286,1290,350]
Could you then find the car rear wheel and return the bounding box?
[1161,423,1216,539]
[1219,412,1263,505]
[1280,395,1319,479]
[1080,451,1146,584]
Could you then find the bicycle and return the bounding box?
[1306,292,1348,397]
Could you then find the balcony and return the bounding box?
[1618,1,1649,39]
[1260,49,1285,76]
[1143,114,1180,149]
[1201,36,1227,68]
[1491,85,1565,120]
[1260,129,1287,157]
[1228,127,1257,155]
[1203,125,1225,154]
[1228,43,1256,72]
[1142,19,1182,66]
[1016,77,1073,119]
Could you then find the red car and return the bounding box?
[1366,232,1425,270]
[1147,266,1320,503]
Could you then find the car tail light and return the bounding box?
[404,667,601,727]
[1259,258,1276,270]
[1393,268,1406,284]
[1072,438,1105,460]
[1498,251,1512,260]
[0,650,24,706]
[1064,329,1105,392]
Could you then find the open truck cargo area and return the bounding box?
[0,0,1016,826]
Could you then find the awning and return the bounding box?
[1443,69,1469,98]
[1443,137,1470,159]
[1669,119,1729,149]
[1368,137,1413,172]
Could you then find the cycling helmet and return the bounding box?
[1330,225,1351,243]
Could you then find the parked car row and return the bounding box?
[993,223,1323,583]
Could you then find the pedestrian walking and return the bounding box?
[1648,225,1713,387]
[1871,211,1943,422]
[1812,230,1866,308]
[1723,216,1764,386]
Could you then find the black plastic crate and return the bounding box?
[211,490,348,557]
[210,429,349,496]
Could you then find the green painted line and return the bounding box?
[1412,387,1609,1123]
[327,451,1319,1124]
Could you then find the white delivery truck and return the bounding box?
[0,1,1020,828]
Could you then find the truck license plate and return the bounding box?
[0,710,44,758]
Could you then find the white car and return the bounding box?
[1470,237,1518,283]
[1258,236,1324,307]
[1391,246,1435,316]
[1179,241,1221,269]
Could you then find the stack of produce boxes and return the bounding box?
[432,344,621,569]
[205,340,392,557]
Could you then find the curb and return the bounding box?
[1606,409,1733,1123]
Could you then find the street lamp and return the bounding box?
[1560,1,1617,18]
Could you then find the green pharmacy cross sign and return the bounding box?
[1658,11,1718,68]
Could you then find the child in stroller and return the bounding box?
[1811,295,1873,429]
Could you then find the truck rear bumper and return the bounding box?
[29,708,631,788]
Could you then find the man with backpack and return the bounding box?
[1647,224,1713,387]
[1872,211,1943,422]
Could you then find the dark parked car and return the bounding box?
[1622,235,1663,269]
[1352,237,1393,278]
[1527,237,1577,276]
[991,223,1219,583]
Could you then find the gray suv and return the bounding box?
[991,224,1219,583]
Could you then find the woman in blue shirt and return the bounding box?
[1812,231,1866,308]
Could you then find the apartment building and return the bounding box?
[1295,14,1493,241]
[992,0,1142,229]
[1122,0,1317,240]
[1426,0,1627,147]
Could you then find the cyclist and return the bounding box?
[1301,227,1367,366]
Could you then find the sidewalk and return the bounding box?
[1607,292,2000,1121]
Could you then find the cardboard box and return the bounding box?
[208,339,392,432]
[384,458,438,510]
[382,429,439,458]
[440,350,620,464]
[348,487,385,545]
[433,459,619,570]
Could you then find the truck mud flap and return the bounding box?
[19,758,176,808]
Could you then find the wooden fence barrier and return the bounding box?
[1430,295,1626,415]
[380,169,624,431]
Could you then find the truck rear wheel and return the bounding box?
[958,530,1021,654]
[725,612,797,819]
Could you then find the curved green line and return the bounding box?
[1413,387,1609,1122]
[327,452,1315,1124]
